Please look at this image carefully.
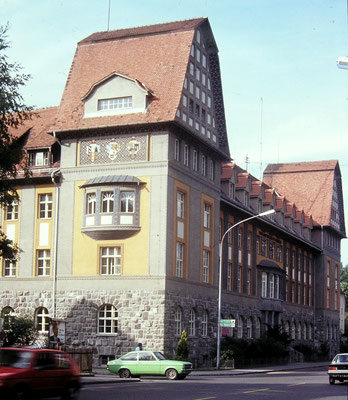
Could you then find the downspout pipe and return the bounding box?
[51,169,61,319]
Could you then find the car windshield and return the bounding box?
[153,352,166,360]
[333,355,348,363]
[0,350,33,369]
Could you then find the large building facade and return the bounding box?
[0,19,346,367]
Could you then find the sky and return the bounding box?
[2,0,348,263]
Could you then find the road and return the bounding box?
[79,367,348,399]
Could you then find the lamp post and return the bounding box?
[216,208,276,369]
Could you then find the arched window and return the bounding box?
[189,308,196,336]
[255,318,261,339]
[303,323,307,340]
[237,316,243,338]
[297,322,301,340]
[1,306,14,325]
[284,321,290,335]
[175,307,182,336]
[291,322,296,340]
[308,324,312,340]
[247,317,253,339]
[35,307,50,333]
[202,309,208,337]
[98,304,118,334]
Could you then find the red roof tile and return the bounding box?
[52,19,207,133]
[263,161,338,226]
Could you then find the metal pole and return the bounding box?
[216,209,275,369]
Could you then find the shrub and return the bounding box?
[175,330,189,361]
[2,314,38,346]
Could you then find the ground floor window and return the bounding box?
[98,304,118,334]
[35,307,50,333]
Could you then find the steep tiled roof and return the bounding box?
[263,161,338,226]
[52,18,207,133]
[23,108,58,149]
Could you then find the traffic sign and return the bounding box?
[220,319,235,328]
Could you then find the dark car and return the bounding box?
[328,353,348,384]
[0,347,81,399]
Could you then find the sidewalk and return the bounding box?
[82,361,329,385]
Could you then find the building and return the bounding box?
[0,18,345,366]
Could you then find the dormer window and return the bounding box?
[83,72,154,118]
[98,96,132,111]
[28,150,49,167]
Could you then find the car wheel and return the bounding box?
[329,377,335,385]
[61,384,80,400]
[166,368,178,380]
[119,368,131,378]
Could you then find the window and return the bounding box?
[189,309,196,336]
[100,247,121,275]
[98,304,118,334]
[98,97,132,111]
[201,155,206,176]
[37,250,50,276]
[192,150,198,171]
[269,274,275,298]
[202,310,208,336]
[255,318,261,339]
[237,265,242,293]
[101,191,114,213]
[203,204,211,228]
[247,318,253,339]
[176,242,184,278]
[262,272,267,297]
[184,145,189,166]
[227,263,232,291]
[5,199,19,220]
[202,53,207,68]
[177,192,185,219]
[237,316,243,338]
[203,249,210,283]
[209,160,215,180]
[86,192,96,215]
[35,307,50,333]
[120,191,134,213]
[189,62,194,75]
[29,151,49,167]
[195,67,201,81]
[3,259,16,277]
[175,307,182,336]
[38,194,52,219]
[174,139,180,161]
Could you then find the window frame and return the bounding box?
[100,246,122,275]
[98,304,118,335]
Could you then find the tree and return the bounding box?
[0,24,33,260]
[340,264,348,304]
[175,330,189,361]
[2,313,38,346]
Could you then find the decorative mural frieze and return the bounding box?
[80,135,147,165]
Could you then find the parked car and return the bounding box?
[107,350,192,380]
[0,347,81,399]
[328,353,348,384]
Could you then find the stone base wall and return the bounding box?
[0,288,341,368]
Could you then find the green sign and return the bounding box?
[220,319,235,328]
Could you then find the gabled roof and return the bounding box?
[23,108,58,149]
[52,18,207,133]
[263,160,344,229]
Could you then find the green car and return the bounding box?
[107,350,192,380]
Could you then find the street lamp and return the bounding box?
[216,208,276,369]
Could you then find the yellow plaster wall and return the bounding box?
[72,178,150,276]
[33,185,55,275]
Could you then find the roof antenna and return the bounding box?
[107,0,111,31]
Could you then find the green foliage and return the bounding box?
[219,325,291,362]
[175,330,189,361]
[0,24,33,260]
[293,344,317,361]
[2,314,38,346]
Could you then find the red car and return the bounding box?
[0,347,81,399]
